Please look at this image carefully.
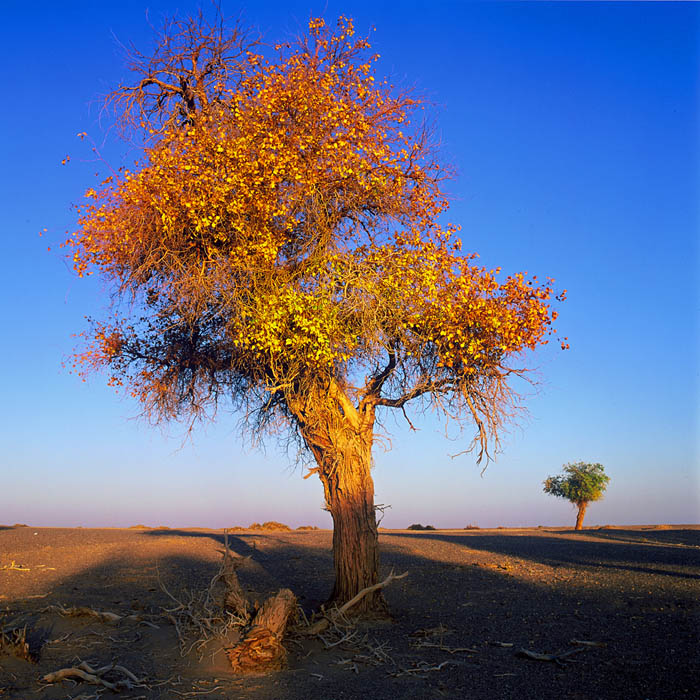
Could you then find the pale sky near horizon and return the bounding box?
[2,0,698,530]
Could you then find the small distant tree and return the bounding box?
[543,462,610,530]
[64,11,566,612]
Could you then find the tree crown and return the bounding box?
[543,462,610,505]
[64,14,566,462]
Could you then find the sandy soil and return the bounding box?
[0,524,698,699]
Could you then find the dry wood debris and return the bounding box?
[0,624,34,662]
[517,643,593,666]
[42,604,159,628]
[158,531,251,657]
[226,588,297,673]
[301,570,408,636]
[41,660,146,691]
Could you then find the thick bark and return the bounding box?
[322,437,384,612]
[226,588,297,673]
[298,388,385,613]
[575,502,588,530]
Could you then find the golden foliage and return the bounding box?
[65,15,565,461]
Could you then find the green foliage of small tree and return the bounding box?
[543,462,610,530]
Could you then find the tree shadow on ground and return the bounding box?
[576,527,700,547]
[387,530,700,581]
[2,528,698,699]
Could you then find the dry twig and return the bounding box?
[390,660,454,677]
[410,640,478,654]
[517,646,588,665]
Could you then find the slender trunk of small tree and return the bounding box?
[575,501,588,530]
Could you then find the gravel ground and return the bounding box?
[0,524,698,699]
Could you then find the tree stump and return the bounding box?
[225,588,296,673]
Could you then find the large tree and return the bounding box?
[66,12,565,611]
[543,462,610,530]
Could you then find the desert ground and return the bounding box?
[0,524,698,699]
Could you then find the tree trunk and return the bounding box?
[296,384,385,613]
[322,437,385,612]
[575,502,588,530]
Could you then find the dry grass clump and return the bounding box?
[407,524,436,531]
[296,525,320,531]
[128,524,150,529]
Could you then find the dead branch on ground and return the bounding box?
[389,660,454,678]
[158,531,251,657]
[302,570,408,636]
[410,640,478,654]
[41,604,159,628]
[517,646,588,666]
[41,660,146,691]
[0,560,30,571]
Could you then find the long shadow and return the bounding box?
[575,527,700,547]
[387,530,700,580]
[2,529,697,700]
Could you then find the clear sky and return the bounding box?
[2,1,698,530]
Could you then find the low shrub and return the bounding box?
[407,523,436,530]
[464,524,480,530]
[248,521,292,531]
[296,525,319,530]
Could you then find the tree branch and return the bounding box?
[362,346,397,400]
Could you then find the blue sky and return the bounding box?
[2,1,698,529]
